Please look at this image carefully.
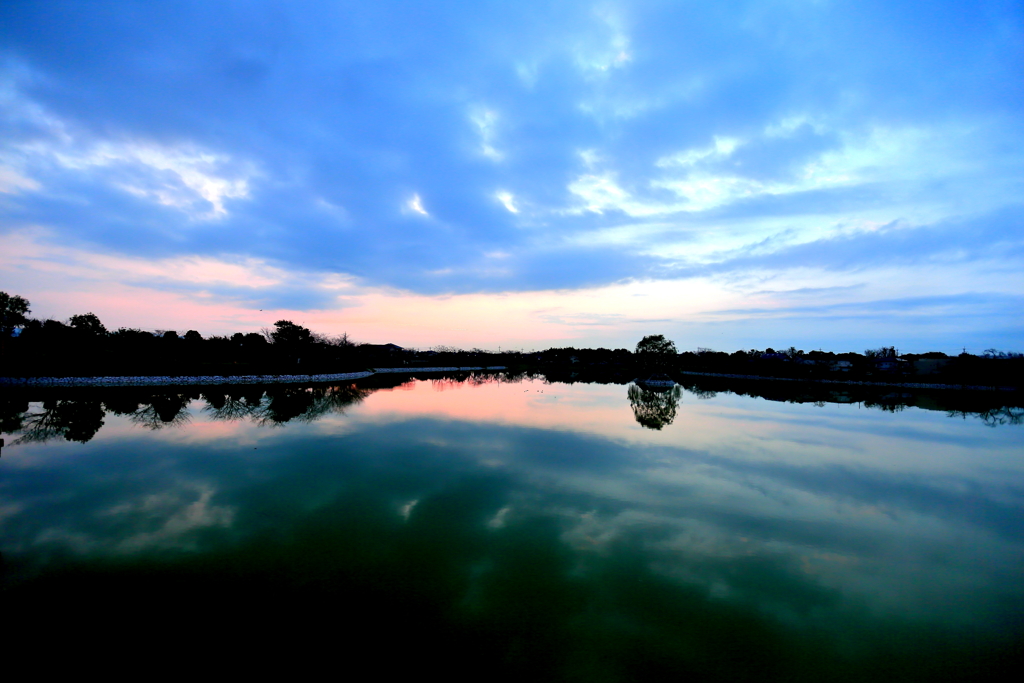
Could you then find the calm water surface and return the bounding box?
[2,376,1022,680]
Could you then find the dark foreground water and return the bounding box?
[2,376,1022,680]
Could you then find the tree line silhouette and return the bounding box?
[1,292,1022,390]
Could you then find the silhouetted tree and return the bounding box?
[635,334,678,371]
[68,312,108,337]
[0,291,30,337]
[267,320,314,366]
[269,320,313,347]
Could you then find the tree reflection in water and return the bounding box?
[127,395,194,430]
[1,383,374,445]
[11,398,106,444]
[202,387,266,421]
[628,383,682,430]
[951,405,1024,426]
[2,372,1021,446]
[203,383,373,425]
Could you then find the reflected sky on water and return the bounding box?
[1,377,1022,679]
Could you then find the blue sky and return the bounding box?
[1,0,1022,352]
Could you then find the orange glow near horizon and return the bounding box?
[7,226,1010,355]
[0,227,742,348]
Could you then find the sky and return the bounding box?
[1,0,1022,354]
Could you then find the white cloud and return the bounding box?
[0,165,40,193]
[470,108,503,161]
[653,175,786,213]
[567,172,693,216]
[1,75,254,219]
[578,149,601,167]
[407,193,429,216]
[0,227,361,298]
[655,122,986,217]
[515,61,541,88]
[496,191,519,213]
[574,6,633,75]
[567,122,993,219]
[9,135,255,219]
[656,136,742,168]
[763,115,829,139]
[650,131,856,212]
[60,141,253,219]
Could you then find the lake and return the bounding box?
[2,374,1022,680]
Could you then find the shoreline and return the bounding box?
[0,366,1016,393]
[0,366,508,388]
[676,370,1019,392]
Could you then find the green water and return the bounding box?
[1,376,1021,679]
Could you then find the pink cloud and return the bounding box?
[0,228,742,347]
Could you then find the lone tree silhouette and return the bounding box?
[635,334,678,370]
[269,320,313,347]
[69,312,108,337]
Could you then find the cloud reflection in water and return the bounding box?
[1,376,1022,678]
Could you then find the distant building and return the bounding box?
[363,343,405,352]
[912,358,950,376]
[873,359,908,373]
